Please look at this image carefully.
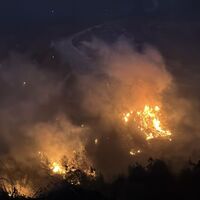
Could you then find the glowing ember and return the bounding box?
[94,138,98,145]
[129,149,141,156]
[123,111,133,123]
[123,105,172,141]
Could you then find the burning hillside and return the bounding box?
[0,34,197,198]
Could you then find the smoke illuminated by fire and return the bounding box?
[0,33,180,199]
[123,105,172,141]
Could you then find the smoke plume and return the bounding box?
[0,35,199,196]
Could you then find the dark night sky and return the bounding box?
[0,0,200,29]
[0,0,199,57]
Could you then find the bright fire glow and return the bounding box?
[123,105,172,141]
[50,162,66,175]
[38,151,96,181]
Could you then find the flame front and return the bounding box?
[123,105,172,141]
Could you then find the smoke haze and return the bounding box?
[0,32,199,195]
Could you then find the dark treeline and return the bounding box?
[1,159,200,200]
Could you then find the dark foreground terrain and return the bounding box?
[1,159,200,200]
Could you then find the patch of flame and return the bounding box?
[123,105,172,141]
[38,151,96,181]
[0,179,35,198]
[50,162,66,175]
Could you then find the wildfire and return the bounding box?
[123,105,172,141]
[0,104,172,198]
[0,151,97,198]
[38,151,96,182]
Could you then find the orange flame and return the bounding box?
[123,105,172,141]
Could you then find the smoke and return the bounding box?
[0,33,199,195]
[55,37,173,178]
